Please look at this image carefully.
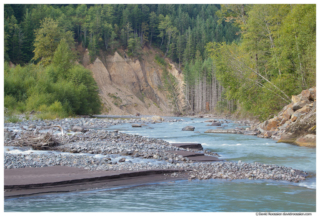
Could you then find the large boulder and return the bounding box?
[210,122,221,126]
[278,103,316,147]
[301,89,311,99]
[296,105,311,115]
[291,95,301,104]
[265,118,279,131]
[292,99,309,111]
[278,133,297,144]
[282,107,294,120]
[295,134,316,147]
[309,87,316,101]
[260,118,279,131]
[182,126,195,131]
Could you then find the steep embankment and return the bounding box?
[81,46,185,116]
[257,87,316,147]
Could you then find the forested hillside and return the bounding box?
[5,4,239,64]
[4,4,238,118]
[206,5,316,120]
[4,4,316,120]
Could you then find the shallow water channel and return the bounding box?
[4,117,316,212]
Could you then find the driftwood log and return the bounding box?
[10,125,64,150]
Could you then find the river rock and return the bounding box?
[205,119,216,122]
[132,124,142,127]
[118,158,126,162]
[205,129,236,134]
[264,131,273,138]
[71,126,87,133]
[151,116,163,122]
[4,131,15,141]
[244,131,258,136]
[29,124,36,129]
[182,126,195,131]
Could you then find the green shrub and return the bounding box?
[48,101,64,113]
[4,95,17,110]
[35,101,68,119]
[4,41,101,119]
[26,93,51,111]
[16,101,27,113]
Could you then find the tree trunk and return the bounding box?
[165,33,171,57]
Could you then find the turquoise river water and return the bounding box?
[4,117,316,212]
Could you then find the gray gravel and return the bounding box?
[4,153,307,182]
[3,117,309,183]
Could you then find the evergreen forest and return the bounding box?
[4,4,316,121]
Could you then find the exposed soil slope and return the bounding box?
[81,46,185,116]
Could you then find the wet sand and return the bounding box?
[4,166,189,198]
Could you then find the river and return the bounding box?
[4,117,316,212]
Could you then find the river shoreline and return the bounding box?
[4,116,310,198]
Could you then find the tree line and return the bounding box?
[5,4,239,64]
[4,4,239,117]
[5,4,314,120]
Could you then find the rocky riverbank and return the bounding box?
[4,151,307,183]
[202,87,316,147]
[254,87,316,147]
[3,115,312,198]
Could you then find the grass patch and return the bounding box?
[153,102,160,109]
[6,115,21,123]
[108,93,122,107]
[35,112,62,120]
[155,55,167,67]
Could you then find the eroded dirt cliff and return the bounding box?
[81,46,185,116]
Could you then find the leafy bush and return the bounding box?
[16,101,27,113]
[4,49,101,119]
[4,95,17,110]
